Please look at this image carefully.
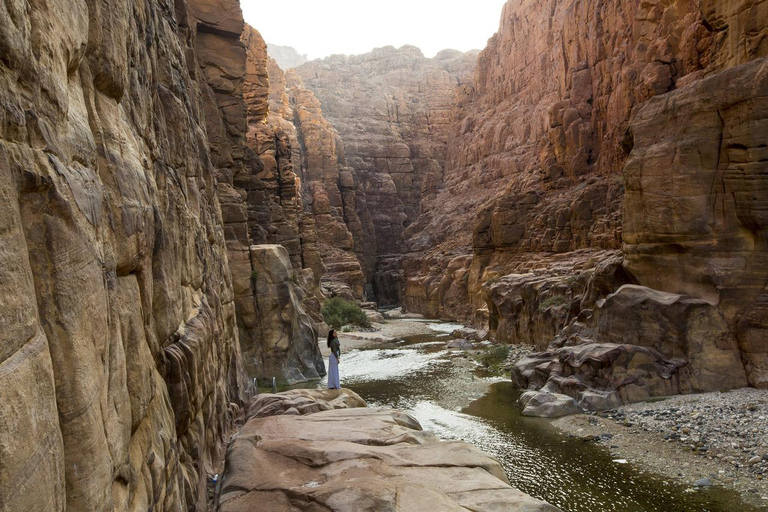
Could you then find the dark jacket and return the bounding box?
[330,337,341,359]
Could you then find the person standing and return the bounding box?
[327,329,341,390]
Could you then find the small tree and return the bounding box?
[321,297,371,329]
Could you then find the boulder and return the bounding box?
[519,391,582,418]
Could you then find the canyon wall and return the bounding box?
[288,0,767,395]
[218,24,325,385]
[294,46,478,305]
[0,0,255,510]
[459,0,768,399]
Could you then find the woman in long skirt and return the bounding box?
[327,329,341,389]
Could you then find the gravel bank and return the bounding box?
[553,388,768,508]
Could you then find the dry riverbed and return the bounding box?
[552,388,768,508]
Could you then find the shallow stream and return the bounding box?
[311,321,759,512]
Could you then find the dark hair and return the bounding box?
[327,329,335,348]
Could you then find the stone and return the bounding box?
[295,46,478,307]
[623,58,768,388]
[519,391,582,418]
[694,478,713,487]
[448,339,474,350]
[595,285,749,393]
[216,396,559,511]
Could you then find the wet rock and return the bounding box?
[448,339,474,350]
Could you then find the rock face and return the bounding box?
[266,43,309,70]
[295,46,478,305]
[0,0,254,510]
[397,0,768,327]
[216,391,559,512]
[623,57,768,388]
[512,285,750,414]
[247,245,325,384]
[389,0,767,400]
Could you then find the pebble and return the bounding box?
[694,478,713,487]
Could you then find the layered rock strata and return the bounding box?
[0,0,255,509]
[512,285,749,412]
[215,390,559,511]
[393,0,768,403]
[295,46,478,305]
[211,23,326,383]
[623,56,768,388]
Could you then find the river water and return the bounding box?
[311,322,759,512]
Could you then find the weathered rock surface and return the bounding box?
[519,391,582,418]
[295,46,478,305]
[0,0,254,510]
[623,57,768,388]
[397,0,768,332]
[245,245,325,384]
[512,285,750,414]
[216,392,558,512]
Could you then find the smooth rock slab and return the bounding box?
[216,407,558,511]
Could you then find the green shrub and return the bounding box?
[480,344,511,369]
[538,295,566,311]
[321,297,371,329]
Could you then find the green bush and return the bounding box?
[321,297,371,329]
[480,344,511,369]
[538,295,566,311]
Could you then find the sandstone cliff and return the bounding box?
[294,46,478,305]
[465,0,768,400]
[266,43,309,70]
[287,0,768,398]
[0,0,254,510]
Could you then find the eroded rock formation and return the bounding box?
[0,0,254,509]
[482,0,768,404]
[294,46,478,305]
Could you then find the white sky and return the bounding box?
[241,0,508,60]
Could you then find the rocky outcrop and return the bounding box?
[295,46,478,305]
[0,0,254,510]
[247,245,325,384]
[512,285,750,413]
[266,43,309,70]
[399,0,767,326]
[216,390,559,511]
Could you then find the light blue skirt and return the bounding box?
[327,353,340,389]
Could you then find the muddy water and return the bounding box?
[311,322,760,512]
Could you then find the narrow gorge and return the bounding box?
[1,0,767,511]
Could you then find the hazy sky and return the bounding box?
[241,0,508,60]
